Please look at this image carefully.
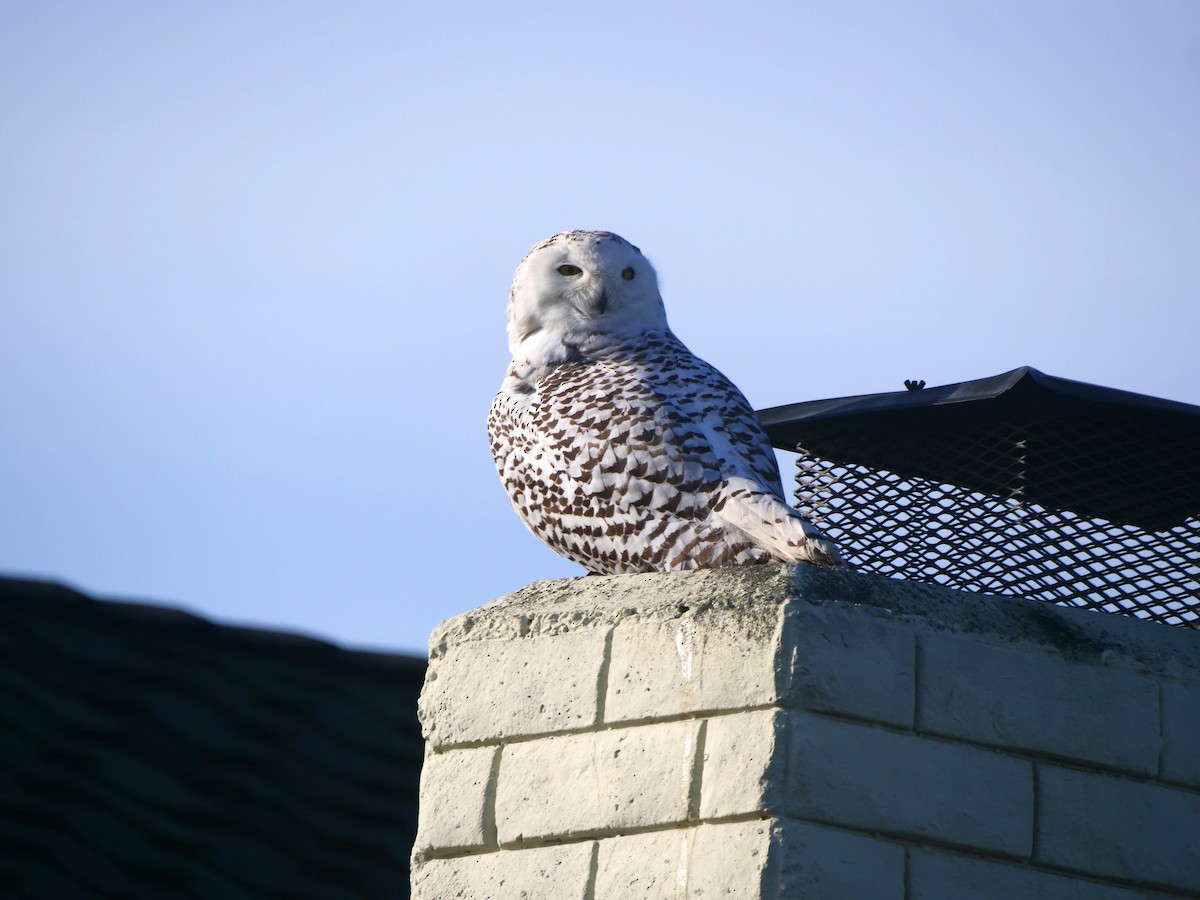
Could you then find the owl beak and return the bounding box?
[576,286,610,318]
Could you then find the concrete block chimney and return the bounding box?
[411,565,1200,898]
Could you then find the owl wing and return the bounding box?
[634,334,842,567]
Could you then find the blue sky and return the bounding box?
[2,2,1198,655]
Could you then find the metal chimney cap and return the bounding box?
[757,367,1200,530]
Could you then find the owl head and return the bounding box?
[506,231,668,363]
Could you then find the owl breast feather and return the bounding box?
[488,332,788,574]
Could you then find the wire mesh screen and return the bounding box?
[792,443,1200,628]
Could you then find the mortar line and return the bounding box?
[447,812,773,858]
[429,702,780,750]
[688,719,708,821]
[482,743,503,849]
[583,841,599,900]
[594,627,614,726]
[1156,679,1165,780]
[1029,762,1040,865]
[911,632,923,733]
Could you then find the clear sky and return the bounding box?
[2,2,1198,655]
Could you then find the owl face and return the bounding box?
[507,231,668,361]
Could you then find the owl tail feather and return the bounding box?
[714,480,844,568]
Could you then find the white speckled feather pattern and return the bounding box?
[488,231,841,574]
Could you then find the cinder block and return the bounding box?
[595,819,904,899]
[699,710,786,820]
[419,630,608,748]
[919,633,1161,774]
[1160,681,1200,788]
[596,825,777,899]
[496,719,701,845]
[699,709,1039,859]
[413,746,498,854]
[769,818,905,899]
[410,841,593,899]
[786,712,1033,857]
[687,820,778,896]
[605,602,784,723]
[782,604,916,728]
[1036,764,1200,893]
[909,848,1146,899]
[594,828,691,898]
[603,598,917,730]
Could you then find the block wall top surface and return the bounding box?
[431,564,1200,686]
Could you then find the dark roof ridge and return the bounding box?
[0,574,425,670]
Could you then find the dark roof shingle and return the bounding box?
[0,577,426,899]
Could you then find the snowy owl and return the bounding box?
[488,230,841,574]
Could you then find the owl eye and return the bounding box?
[557,264,583,277]
[621,267,635,281]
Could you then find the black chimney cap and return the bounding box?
[757,367,1200,530]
